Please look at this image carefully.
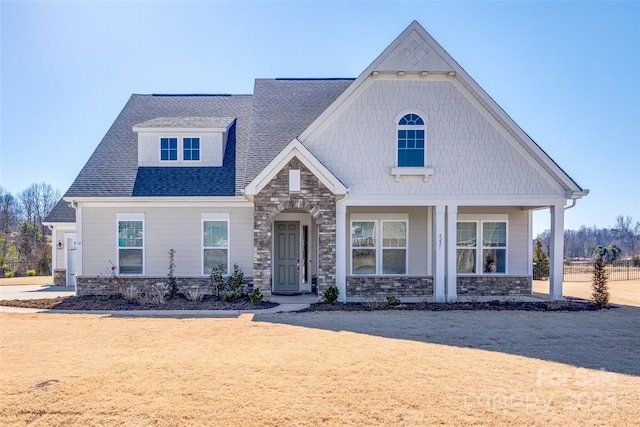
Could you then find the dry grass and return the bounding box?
[1,309,638,426]
[534,279,640,307]
[0,276,52,286]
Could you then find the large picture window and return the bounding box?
[397,113,425,167]
[456,218,507,274]
[117,214,144,275]
[351,215,408,275]
[203,219,229,274]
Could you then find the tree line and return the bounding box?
[0,184,61,276]
[537,215,640,260]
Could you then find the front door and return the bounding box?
[273,221,300,293]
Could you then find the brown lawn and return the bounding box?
[1,308,638,426]
[533,279,640,307]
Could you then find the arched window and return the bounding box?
[397,113,425,167]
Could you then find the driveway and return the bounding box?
[0,285,75,300]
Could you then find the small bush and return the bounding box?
[95,295,111,302]
[121,286,141,302]
[220,291,239,302]
[591,256,610,307]
[26,269,36,277]
[386,295,401,306]
[227,263,245,295]
[184,287,206,302]
[323,285,339,304]
[138,289,166,305]
[4,271,14,278]
[167,249,178,298]
[248,287,264,306]
[209,265,225,296]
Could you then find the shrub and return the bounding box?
[4,271,14,278]
[591,256,610,307]
[184,287,206,302]
[227,263,245,295]
[167,249,179,298]
[248,287,264,306]
[209,265,225,296]
[121,286,141,302]
[26,269,36,277]
[220,291,239,302]
[386,295,401,306]
[323,285,339,304]
[532,237,550,280]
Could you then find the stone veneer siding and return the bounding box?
[76,276,253,296]
[457,276,532,295]
[347,276,434,297]
[53,269,66,286]
[253,158,337,299]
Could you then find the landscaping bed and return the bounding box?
[0,294,279,311]
[300,299,607,312]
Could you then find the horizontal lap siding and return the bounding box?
[81,205,254,277]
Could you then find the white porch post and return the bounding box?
[446,205,458,302]
[549,204,565,300]
[434,205,446,302]
[50,227,58,284]
[335,202,347,302]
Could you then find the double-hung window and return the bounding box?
[456,217,507,274]
[183,137,200,161]
[203,214,229,275]
[160,137,178,161]
[397,113,425,167]
[117,214,144,275]
[351,215,408,275]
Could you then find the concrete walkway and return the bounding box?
[0,285,75,300]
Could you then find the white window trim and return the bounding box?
[159,137,179,162]
[391,111,434,182]
[456,214,508,275]
[116,213,145,276]
[350,214,409,276]
[159,136,203,163]
[182,136,202,163]
[202,213,230,276]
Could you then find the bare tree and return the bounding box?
[614,215,640,256]
[0,187,20,233]
[17,183,61,238]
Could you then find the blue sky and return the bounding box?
[1,1,638,235]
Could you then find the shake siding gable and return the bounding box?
[305,79,560,196]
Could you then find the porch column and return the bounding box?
[549,204,565,300]
[446,205,458,302]
[434,205,446,302]
[335,202,347,302]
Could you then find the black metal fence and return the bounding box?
[534,259,640,282]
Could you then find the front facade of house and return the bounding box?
[45,22,587,302]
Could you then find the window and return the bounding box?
[117,215,144,275]
[397,113,425,167]
[203,219,229,274]
[160,137,178,161]
[351,215,408,275]
[183,137,200,161]
[456,219,507,274]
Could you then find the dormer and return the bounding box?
[133,117,235,167]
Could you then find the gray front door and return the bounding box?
[273,221,300,293]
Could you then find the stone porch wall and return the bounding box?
[253,158,337,299]
[347,276,434,297]
[76,276,253,297]
[457,276,532,296]
[53,269,66,286]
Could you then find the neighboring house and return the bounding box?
[44,21,587,302]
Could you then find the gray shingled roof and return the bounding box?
[44,199,76,223]
[64,80,352,199]
[133,116,235,129]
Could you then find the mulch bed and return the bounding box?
[299,300,608,312]
[0,295,279,311]
[1,296,609,312]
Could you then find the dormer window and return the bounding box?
[160,137,178,161]
[183,137,200,161]
[397,113,425,167]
